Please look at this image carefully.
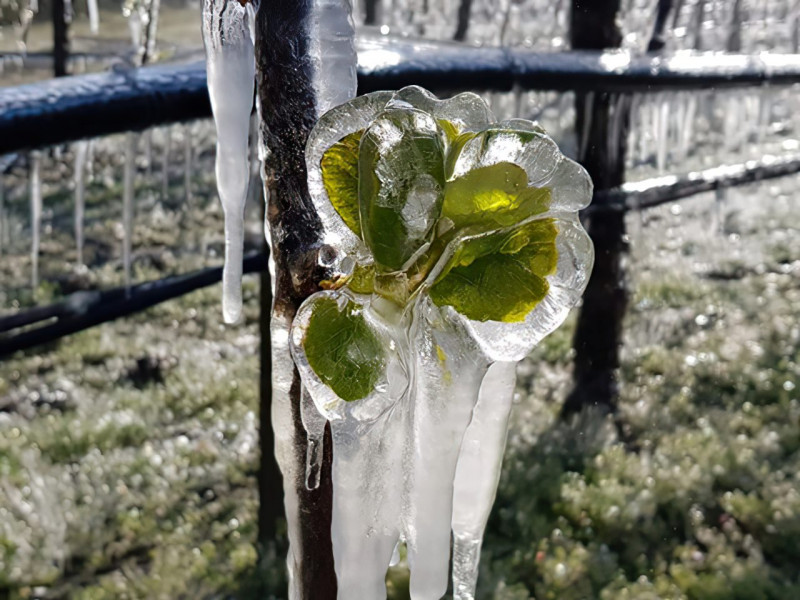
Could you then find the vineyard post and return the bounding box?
[563,0,630,417]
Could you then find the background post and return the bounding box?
[563,0,630,418]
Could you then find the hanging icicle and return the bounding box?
[30,151,42,293]
[123,132,136,292]
[202,0,256,323]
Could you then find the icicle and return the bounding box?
[184,125,193,206]
[87,0,99,34]
[74,141,89,266]
[161,127,171,200]
[451,361,517,600]
[123,133,136,293]
[300,388,327,490]
[679,93,697,162]
[125,6,143,58]
[309,0,358,115]
[713,186,727,235]
[656,96,669,174]
[202,0,255,324]
[143,0,161,64]
[86,140,95,182]
[30,152,42,293]
[143,129,153,176]
[0,174,6,255]
[578,92,594,162]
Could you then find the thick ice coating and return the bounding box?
[202,0,256,323]
[292,87,594,599]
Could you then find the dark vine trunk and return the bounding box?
[453,0,473,42]
[254,2,337,598]
[563,0,630,418]
[364,0,379,25]
[52,0,69,77]
[647,0,674,53]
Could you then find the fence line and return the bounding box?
[2,150,798,354]
[592,152,800,212]
[0,252,268,357]
[2,37,800,356]
[1,33,799,153]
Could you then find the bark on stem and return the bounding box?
[254,1,341,597]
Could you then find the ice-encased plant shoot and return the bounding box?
[290,86,594,600]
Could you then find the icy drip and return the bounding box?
[143,130,153,176]
[123,133,136,292]
[0,177,5,255]
[124,0,160,65]
[161,127,171,200]
[656,97,669,174]
[296,388,325,493]
[202,0,255,324]
[184,126,193,206]
[74,141,89,266]
[30,152,42,292]
[306,298,517,600]
[87,0,99,34]
[451,361,517,600]
[309,0,358,116]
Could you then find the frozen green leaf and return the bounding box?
[442,162,551,229]
[303,297,386,402]
[321,130,364,236]
[359,108,445,271]
[429,219,558,322]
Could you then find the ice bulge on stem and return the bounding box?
[291,87,594,599]
[202,0,256,323]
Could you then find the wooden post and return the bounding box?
[254,2,342,597]
[647,0,674,52]
[453,0,473,41]
[52,0,69,77]
[364,0,379,25]
[562,0,630,417]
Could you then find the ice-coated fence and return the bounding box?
[1,33,799,355]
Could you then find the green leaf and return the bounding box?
[321,130,364,236]
[443,130,478,181]
[347,263,375,295]
[428,219,558,323]
[358,108,446,272]
[303,297,386,402]
[437,118,462,145]
[442,162,551,229]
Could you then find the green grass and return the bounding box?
[1,126,798,600]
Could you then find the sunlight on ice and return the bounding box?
[202,0,256,323]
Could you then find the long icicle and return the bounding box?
[123,132,136,293]
[74,141,89,266]
[202,0,255,324]
[30,151,42,294]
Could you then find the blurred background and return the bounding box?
[0,1,799,598]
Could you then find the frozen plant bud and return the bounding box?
[291,86,594,599]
